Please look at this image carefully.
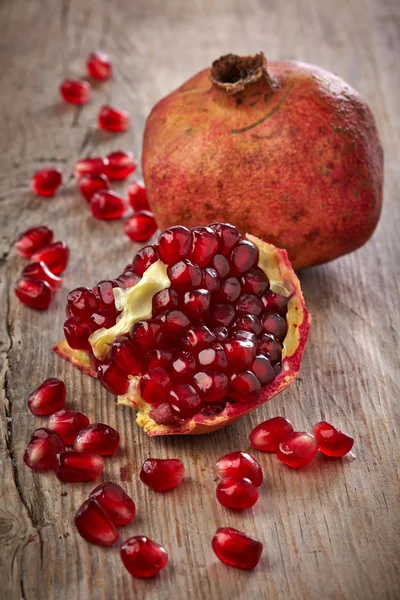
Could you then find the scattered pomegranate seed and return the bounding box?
[97,362,129,395]
[23,428,65,470]
[73,423,120,456]
[98,105,130,132]
[210,223,241,255]
[78,173,110,202]
[87,51,112,81]
[56,450,104,481]
[215,451,263,486]
[48,409,90,444]
[140,458,185,492]
[90,190,127,220]
[128,181,150,211]
[15,278,52,309]
[120,536,168,578]
[31,169,62,197]
[216,477,259,509]
[277,431,318,468]
[212,527,262,570]
[22,262,62,291]
[158,226,192,264]
[124,211,158,241]
[249,416,294,452]
[59,79,91,105]
[106,151,137,180]
[89,482,136,525]
[312,421,354,457]
[75,498,118,546]
[27,377,66,416]
[74,157,109,179]
[30,241,69,274]
[15,225,54,258]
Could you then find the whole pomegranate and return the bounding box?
[142,53,383,269]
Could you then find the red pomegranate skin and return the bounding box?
[142,55,383,269]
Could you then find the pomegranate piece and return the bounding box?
[168,384,203,417]
[73,423,120,456]
[91,190,127,220]
[22,262,62,291]
[188,226,219,267]
[193,370,228,403]
[201,267,221,295]
[106,151,137,180]
[74,157,109,179]
[158,226,192,265]
[30,241,69,274]
[230,371,261,402]
[98,104,130,132]
[140,367,171,404]
[230,240,259,275]
[216,451,263,487]
[251,355,275,384]
[125,211,158,242]
[48,409,90,445]
[183,289,210,322]
[120,536,168,579]
[60,79,90,105]
[241,267,270,296]
[97,362,129,395]
[132,245,159,276]
[75,498,118,546]
[261,313,288,341]
[277,431,318,468]
[140,458,185,492]
[110,337,141,374]
[31,169,62,197]
[27,377,66,416]
[78,173,110,202]
[87,51,112,81]
[89,482,136,525]
[216,477,259,509]
[15,225,53,258]
[312,421,354,457]
[262,290,290,314]
[128,181,150,211]
[210,223,241,255]
[15,278,52,310]
[224,338,257,371]
[250,416,294,452]
[56,450,104,481]
[64,317,93,351]
[24,428,64,470]
[212,527,262,570]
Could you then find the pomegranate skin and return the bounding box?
[142,54,383,269]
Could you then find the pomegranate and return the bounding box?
[313,421,354,457]
[54,223,310,436]
[24,428,65,470]
[120,536,168,578]
[87,51,112,81]
[31,169,62,197]
[75,498,119,546]
[212,527,262,570]
[277,431,318,468]
[15,225,53,258]
[48,409,90,444]
[89,482,136,525]
[216,477,259,509]
[142,53,383,269]
[140,458,185,492]
[27,377,66,416]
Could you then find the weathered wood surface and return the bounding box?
[0,0,399,598]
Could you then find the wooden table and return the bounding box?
[1,0,399,598]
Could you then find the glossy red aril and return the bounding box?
[87,51,112,80]
[90,482,136,525]
[181,325,216,350]
[230,371,261,402]
[74,157,109,179]
[168,384,203,417]
[130,319,163,350]
[98,105,130,132]
[106,151,137,180]
[241,268,270,296]
[22,262,62,291]
[67,286,98,318]
[210,222,241,255]
[75,498,118,546]
[152,288,178,314]
[214,326,229,342]
[216,450,263,487]
[188,226,219,267]
[143,348,172,370]
[212,527,262,570]
[27,377,66,416]
[201,267,220,294]
[23,428,65,470]
[78,173,110,202]
[261,313,288,341]
[183,289,210,321]
[31,169,62,197]
[224,339,257,370]
[124,211,157,242]
[313,421,354,457]
[209,304,235,328]
[209,253,230,278]
[169,350,196,382]
[161,310,190,338]
[128,181,150,211]
[109,337,141,374]
[236,293,263,316]
[97,362,129,395]
[48,409,90,445]
[193,370,228,403]
[15,278,52,309]
[60,79,90,105]
[251,355,275,384]
[250,416,294,452]
[277,431,318,468]
[64,317,93,351]
[158,226,192,265]
[16,225,54,258]
[140,367,171,404]
[167,259,202,291]
[91,190,127,220]
[258,334,282,364]
[132,245,159,276]
[217,277,241,303]
[233,314,262,335]
[30,241,69,274]
[140,458,185,492]
[262,290,290,314]
[120,536,168,579]
[216,477,258,509]
[230,241,259,275]
[74,423,120,456]
[198,344,228,370]
[56,450,104,481]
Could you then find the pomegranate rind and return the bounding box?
[53,339,95,377]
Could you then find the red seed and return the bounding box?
[158,226,192,265]
[142,348,173,371]
[106,151,137,180]
[152,288,178,314]
[251,355,276,384]
[75,498,119,546]
[198,344,228,371]
[22,262,62,291]
[15,225,54,258]
[233,314,262,335]
[132,245,159,276]
[181,325,216,350]
[56,450,104,481]
[216,451,263,487]
[120,536,168,578]
[261,313,288,341]
[64,317,93,351]
[209,253,230,278]
[150,402,181,426]
[167,259,202,291]
[232,330,257,345]
[110,337,141,375]
[91,190,127,220]
[27,377,66,416]
[128,181,150,211]
[48,409,90,445]
[130,319,163,350]
[124,211,158,242]
[23,428,65,470]
[97,362,129,395]
[67,286,98,318]
[236,293,263,316]
[261,290,290,314]
[210,223,241,255]
[140,458,185,492]
[201,267,221,295]
[217,277,241,303]
[230,240,259,275]
[73,423,120,456]
[91,311,115,330]
[250,416,294,452]
[168,384,203,418]
[60,79,91,105]
[161,310,190,339]
[230,371,261,402]
[241,267,270,296]
[98,104,130,132]
[224,339,257,371]
[169,350,196,382]
[212,527,262,570]
[97,279,118,312]
[30,241,69,274]
[78,173,110,202]
[216,477,259,509]
[213,326,229,342]
[87,51,112,81]
[183,289,210,322]
[209,303,235,328]
[140,367,171,404]
[89,482,136,525]
[312,421,354,457]
[31,169,62,196]
[193,370,228,403]
[277,431,318,468]
[74,157,109,179]
[188,226,219,267]
[258,333,282,364]
[115,270,141,290]
[15,278,52,310]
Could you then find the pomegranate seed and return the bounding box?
[132,245,159,276]
[212,527,262,570]
[252,355,276,384]
[224,339,257,371]
[158,226,192,265]
[31,169,62,196]
[188,226,219,267]
[106,151,137,180]
[183,289,210,321]
[128,181,150,211]
[258,333,282,364]
[15,278,52,310]
[261,313,288,341]
[48,409,90,445]
[209,253,230,278]
[241,267,270,296]
[27,378,66,416]
[97,362,129,395]
[250,416,294,452]
[15,225,53,258]
[233,314,262,335]
[90,482,136,525]
[161,310,190,338]
[140,367,171,404]
[236,293,263,316]
[217,277,241,303]
[75,499,118,546]
[23,428,64,470]
[56,450,104,481]
[201,267,221,294]
[125,211,158,242]
[167,259,203,291]
[312,421,354,457]
[198,344,228,370]
[169,350,196,382]
[193,370,228,403]
[30,241,69,274]
[120,536,168,579]
[64,317,93,351]
[91,190,127,220]
[277,432,318,468]
[110,338,141,374]
[87,51,112,81]
[98,104,130,132]
[261,290,290,314]
[140,458,185,492]
[216,450,262,486]
[67,287,98,318]
[130,319,163,350]
[143,348,172,370]
[78,173,110,202]
[74,157,109,179]
[214,326,229,342]
[97,279,118,312]
[232,330,257,344]
[60,79,91,105]
[216,477,258,509]
[209,303,235,328]
[22,262,62,291]
[115,270,140,289]
[152,288,178,314]
[210,223,241,255]
[150,402,181,426]
[230,240,259,275]
[91,311,115,330]
[169,384,203,417]
[230,371,261,402]
[73,423,120,456]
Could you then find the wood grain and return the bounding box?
[1,0,399,598]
